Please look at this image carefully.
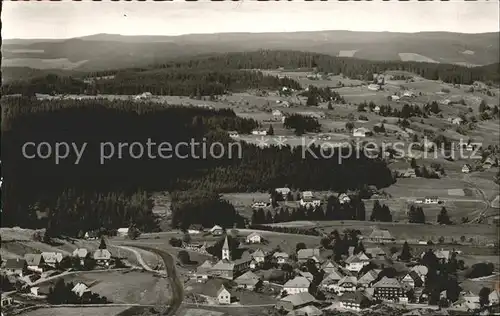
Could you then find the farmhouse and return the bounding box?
[372,277,405,301]
[401,271,424,289]
[365,247,387,259]
[4,258,27,276]
[337,276,358,294]
[283,276,311,295]
[451,117,464,125]
[390,95,401,101]
[25,254,45,273]
[368,84,381,91]
[339,291,372,311]
[246,232,263,244]
[251,249,268,263]
[297,248,321,263]
[321,260,340,274]
[368,229,395,243]
[1,295,13,308]
[72,248,89,265]
[41,252,63,267]
[299,196,321,208]
[403,91,416,98]
[424,196,439,204]
[272,110,284,120]
[228,131,239,138]
[462,164,472,173]
[217,285,232,305]
[276,292,316,312]
[410,265,429,278]
[345,252,370,273]
[84,230,99,240]
[93,249,112,266]
[358,270,380,288]
[353,127,372,137]
[234,271,261,290]
[251,201,268,209]
[210,236,251,279]
[273,252,290,264]
[195,260,213,282]
[117,228,129,237]
[288,305,323,316]
[374,106,381,113]
[298,271,314,281]
[275,187,291,198]
[320,269,344,291]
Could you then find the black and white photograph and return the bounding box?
[1,1,499,316]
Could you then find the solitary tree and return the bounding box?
[479,287,490,307]
[437,207,452,225]
[267,124,274,136]
[400,241,412,262]
[99,237,107,250]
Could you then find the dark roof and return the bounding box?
[340,291,370,304]
[5,258,27,269]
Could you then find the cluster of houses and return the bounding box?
[462,156,497,173]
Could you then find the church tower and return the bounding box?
[222,235,231,261]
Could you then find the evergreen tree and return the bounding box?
[400,241,412,262]
[437,207,452,225]
[267,124,274,136]
[98,237,107,250]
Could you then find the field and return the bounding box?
[20,306,130,316]
[398,53,439,63]
[2,58,88,70]
[36,270,171,305]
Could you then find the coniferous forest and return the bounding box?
[1,97,394,234]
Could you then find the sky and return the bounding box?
[2,0,499,39]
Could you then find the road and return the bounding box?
[125,245,184,316]
[462,174,492,223]
[114,245,156,272]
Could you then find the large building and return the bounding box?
[372,277,406,301]
[210,236,251,280]
[283,276,311,295]
[368,229,395,243]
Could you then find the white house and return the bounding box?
[217,285,232,305]
[275,187,291,198]
[210,225,224,236]
[345,252,370,273]
[72,282,90,297]
[339,291,372,311]
[390,95,401,101]
[337,276,358,294]
[424,196,439,204]
[272,110,284,120]
[117,228,129,237]
[320,269,344,291]
[373,106,381,114]
[353,128,372,137]
[252,130,267,136]
[401,271,424,289]
[452,117,463,125]
[246,232,263,244]
[228,131,239,138]
[93,249,112,266]
[273,252,289,264]
[283,276,311,295]
[299,198,321,208]
[368,84,381,91]
[462,164,472,173]
[339,193,351,204]
[25,254,45,273]
[41,252,63,268]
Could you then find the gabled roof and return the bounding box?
[369,229,394,240]
[346,252,370,264]
[25,254,43,266]
[41,252,63,264]
[283,276,311,288]
[246,232,262,239]
[71,282,90,296]
[280,292,315,307]
[273,252,289,258]
[93,249,111,260]
[222,236,229,249]
[289,305,322,316]
[359,270,379,284]
[403,271,424,287]
[210,225,223,232]
[73,248,88,258]
[299,271,314,280]
[340,291,370,304]
[365,247,387,257]
[338,276,357,286]
[321,269,344,283]
[212,260,235,271]
[5,258,27,269]
[297,248,320,259]
[410,265,429,276]
[373,276,402,289]
[252,249,266,258]
[236,270,260,281]
[197,260,213,273]
[217,285,230,297]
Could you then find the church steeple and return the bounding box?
[222,235,231,261]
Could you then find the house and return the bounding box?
[117,228,129,237]
[298,271,314,282]
[320,269,344,291]
[374,106,381,114]
[353,127,372,137]
[345,252,370,273]
[195,260,213,282]
[368,228,395,243]
[424,196,439,204]
[187,225,203,235]
[483,157,494,169]
[93,249,111,266]
[321,261,339,274]
[297,248,321,263]
[235,271,261,290]
[228,131,239,138]
[273,252,289,264]
[299,197,321,208]
[489,289,500,305]
[251,249,268,263]
[390,95,401,102]
[5,258,27,276]
[72,282,90,297]
[84,230,99,240]
[217,285,232,305]
[25,254,45,273]
[339,291,372,311]
[401,271,424,288]
[252,130,267,136]
[339,193,351,204]
[246,232,263,244]
[251,201,268,209]
[302,191,313,199]
[276,292,316,312]
[337,276,358,294]
[462,164,472,173]
[415,199,424,204]
[41,252,63,267]
[283,276,311,295]
[30,287,42,296]
[365,247,387,259]
[273,110,284,120]
[275,187,291,198]
[72,248,88,265]
[368,84,381,91]
[358,270,380,288]
[1,295,13,308]
[372,277,406,301]
[410,265,429,278]
[403,91,416,98]
[452,117,464,125]
[210,225,224,236]
[210,238,251,279]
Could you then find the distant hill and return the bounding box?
[2,31,499,73]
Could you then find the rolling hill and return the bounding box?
[2,31,499,74]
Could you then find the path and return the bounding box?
[114,245,156,272]
[462,174,491,223]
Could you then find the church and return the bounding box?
[210,236,252,280]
